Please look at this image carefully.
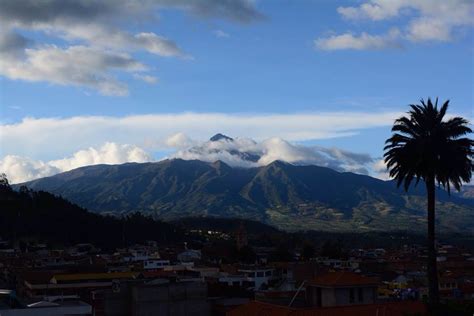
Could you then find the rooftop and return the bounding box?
[227,300,427,316]
[309,271,379,287]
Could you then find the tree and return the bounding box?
[270,245,294,262]
[0,173,10,188]
[238,245,257,264]
[384,98,473,310]
[302,243,315,261]
[319,239,345,259]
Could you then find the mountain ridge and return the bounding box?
[18,158,474,233]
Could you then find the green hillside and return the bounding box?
[20,159,474,233]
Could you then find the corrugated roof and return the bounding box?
[52,272,137,282]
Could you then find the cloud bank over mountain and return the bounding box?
[0,143,152,184]
[1,133,388,184]
[170,134,377,175]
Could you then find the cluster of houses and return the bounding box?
[0,230,473,315]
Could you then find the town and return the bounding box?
[0,222,473,315]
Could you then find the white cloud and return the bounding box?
[372,158,390,180]
[165,132,196,148]
[173,136,261,168]
[0,0,261,95]
[1,45,146,96]
[0,142,152,183]
[337,0,473,25]
[0,111,402,160]
[337,1,406,21]
[406,18,452,42]
[133,74,159,84]
[0,155,61,184]
[317,0,474,50]
[213,30,230,38]
[49,142,152,171]
[315,29,401,51]
[174,136,374,174]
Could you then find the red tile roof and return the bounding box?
[227,300,427,316]
[309,271,379,287]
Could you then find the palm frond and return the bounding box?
[384,98,473,193]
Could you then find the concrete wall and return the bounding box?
[101,281,209,316]
[321,288,336,307]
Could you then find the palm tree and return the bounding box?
[384,98,473,309]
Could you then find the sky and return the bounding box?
[0,0,473,183]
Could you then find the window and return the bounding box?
[257,271,264,277]
[358,288,364,302]
[265,270,272,276]
[349,289,355,303]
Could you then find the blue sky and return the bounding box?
[0,0,473,183]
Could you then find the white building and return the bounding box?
[237,268,276,290]
[143,259,170,270]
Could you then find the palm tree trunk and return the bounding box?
[426,176,439,310]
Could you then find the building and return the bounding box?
[0,294,91,316]
[237,268,275,290]
[306,271,379,307]
[19,271,138,299]
[143,259,170,270]
[91,279,209,316]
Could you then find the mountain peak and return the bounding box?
[210,133,233,142]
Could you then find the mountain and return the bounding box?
[209,133,234,142]
[19,159,474,233]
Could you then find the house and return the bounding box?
[143,259,170,270]
[237,268,275,290]
[20,271,138,299]
[90,279,209,316]
[306,271,379,307]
